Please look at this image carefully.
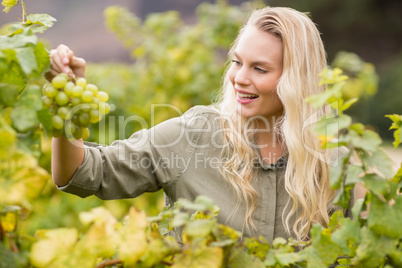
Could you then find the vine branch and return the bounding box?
[95,259,122,268]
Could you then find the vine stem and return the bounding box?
[95,259,122,268]
[19,0,28,22]
[0,222,19,253]
[0,221,5,241]
[94,259,173,267]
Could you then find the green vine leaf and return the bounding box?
[344,164,364,186]
[183,218,216,238]
[0,243,20,268]
[227,248,264,268]
[29,42,50,79]
[15,46,36,75]
[313,114,352,137]
[361,174,390,197]
[0,30,37,49]
[309,225,342,266]
[352,227,398,267]
[0,82,19,106]
[10,85,42,132]
[385,114,402,148]
[0,51,27,92]
[331,217,361,256]
[349,129,382,152]
[367,195,402,239]
[361,148,394,179]
[25,14,56,28]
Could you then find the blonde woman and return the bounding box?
[49,7,363,242]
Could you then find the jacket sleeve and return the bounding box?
[57,106,214,199]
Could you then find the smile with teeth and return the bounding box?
[237,92,259,100]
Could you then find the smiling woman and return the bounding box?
[215,7,338,241]
[48,6,356,243]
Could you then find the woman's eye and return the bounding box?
[231,60,241,66]
[255,67,267,74]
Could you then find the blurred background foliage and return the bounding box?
[6,0,263,236]
[1,0,401,242]
[267,0,402,140]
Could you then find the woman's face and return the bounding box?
[228,26,284,122]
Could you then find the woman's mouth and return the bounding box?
[237,92,259,100]
[236,92,259,104]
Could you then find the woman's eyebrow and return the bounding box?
[233,51,274,67]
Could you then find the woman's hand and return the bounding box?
[45,44,86,81]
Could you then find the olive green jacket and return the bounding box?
[59,105,350,242]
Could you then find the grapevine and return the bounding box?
[42,73,111,140]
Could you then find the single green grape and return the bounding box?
[81,127,90,139]
[89,109,101,123]
[76,77,87,88]
[57,107,69,119]
[71,114,79,125]
[81,90,94,103]
[55,91,69,106]
[52,75,67,88]
[42,95,53,107]
[71,85,84,97]
[80,103,92,112]
[96,91,109,102]
[71,97,81,106]
[73,125,83,140]
[64,121,76,138]
[78,112,90,127]
[52,115,64,130]
[93,97,99,105]
[86,84,98,95]
[90,103,98,110]
[64,81,75,96]
[42,83,51,95]
[45,84,58,98]
[98,102,111,114]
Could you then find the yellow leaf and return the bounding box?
[0,152,50,205]
[1,0,18,13]
[84,220,119,258]
[0,125,16,160]
[118,207,148,265]
[30,228,78,267]
[79,206,117,228]
[0,211,17,232]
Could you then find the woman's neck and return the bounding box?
[255,117,284,164]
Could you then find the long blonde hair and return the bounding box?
[213,6,335,241]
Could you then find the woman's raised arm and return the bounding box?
[47,45,86,186]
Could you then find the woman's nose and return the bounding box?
[234,66,251,86]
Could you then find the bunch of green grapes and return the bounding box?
[42,73,111,139]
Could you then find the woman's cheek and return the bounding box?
[227,66,237,85]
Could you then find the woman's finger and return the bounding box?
[49,49,67,74]
[70,56,86,78]
[49,55,62,73]
[56,44,72,63]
